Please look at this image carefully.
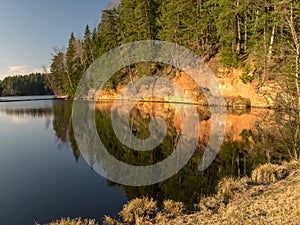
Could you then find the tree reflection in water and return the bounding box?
[38,100,296,206]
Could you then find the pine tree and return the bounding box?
[50,50,66,96]
[99,8,120,54]
[119,0,157,43]
[66,33,76,96]
[196,0,219,59]
[83,25,93,69]
[157,0,195,48]
[134,0,158,40]
[66,32,84,98]
[119,0,138,43]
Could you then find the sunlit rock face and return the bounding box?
[207,57,282,108]
[174,68,281,108]
[174,71,252,108]
[95,56,282,108]
[97,70,280,108]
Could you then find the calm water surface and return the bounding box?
[0,97,289,224]
[0,99,127,225]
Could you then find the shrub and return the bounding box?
[220,48,242,68]
[217,177,249,200]
[251,163,293,183]
[36,218,98,225]
[240,64,255,84]
[163,200,184,216]
[119,197,157,224]
[103,216,120,225]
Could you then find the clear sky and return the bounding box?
[0,0,114,79]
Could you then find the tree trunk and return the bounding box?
[237,16,241,54]
[285,3,300,159]
[236,1,241,54]
[268,24,276,61]
[244,11,247,51]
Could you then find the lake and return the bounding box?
[0,99,127,225]
[0,97,293,224]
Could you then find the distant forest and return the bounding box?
[0,73,53,97]
[49,0,300,103]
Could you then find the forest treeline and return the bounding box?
[0,73,53,97]
[50,0,300,105]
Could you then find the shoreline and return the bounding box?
[39,161,300,225]
[0,95,282,110]
[84,98,276,109]
[103,160,300,225]
[0,95,65,103]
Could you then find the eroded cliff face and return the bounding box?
[174,57,282,108]
[208,57,282,108]
[97,58,282,108]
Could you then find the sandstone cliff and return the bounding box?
[97,57,283,108]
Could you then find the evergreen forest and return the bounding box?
[49,0,300,108]
[0,73,53,97]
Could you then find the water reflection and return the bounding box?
[1,100,292,206]
[0,101,53,119]
[4,108,52,118]
[0,100,80,160]
[51,101,80,160]
[70,101,281,205]
[0,99,128,225]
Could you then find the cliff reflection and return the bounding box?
[50,100,293,205]
[71,101,275,205]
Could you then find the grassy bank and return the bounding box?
[39,161,300,225]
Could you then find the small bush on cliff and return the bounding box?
[240,64,255,84]
[220,48,243,68]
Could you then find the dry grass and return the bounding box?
[103,216,121,225]
[103,161,300,225]
[162,200,184,216]
[217,176,250,201]
[251,160,300,183]
[118,197,157,225]
[36,218,98,225]
[251,163,288,183]
[44,161,300,225]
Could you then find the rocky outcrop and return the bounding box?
[174,71,253,108]
[208,57,282,108]
[97,58,283,108]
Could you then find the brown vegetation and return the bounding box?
[40,161,300,225]
[103,161,300,225]
[35,218,98,225]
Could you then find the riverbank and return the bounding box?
[40,161,300,225]
[0,95,64,103]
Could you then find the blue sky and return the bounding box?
[0,0,114,79]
